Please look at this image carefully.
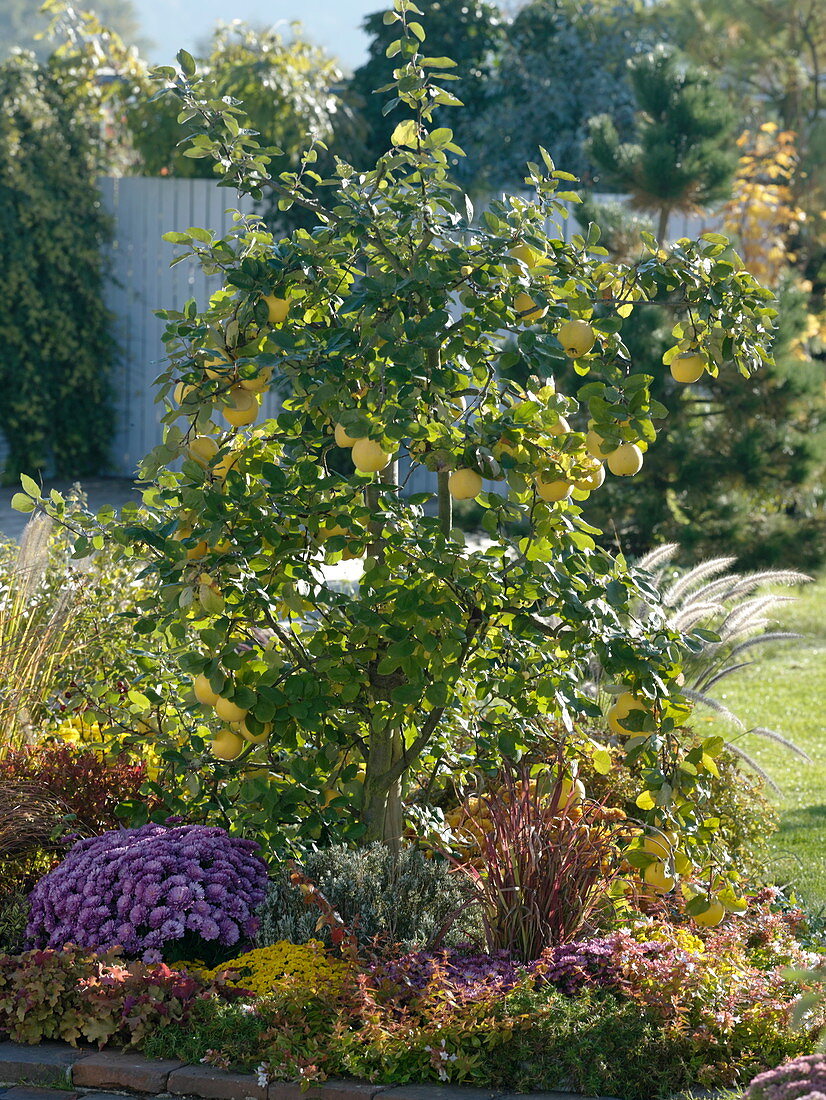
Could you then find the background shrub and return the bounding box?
[583,748,778,882]
[0,746,152,904]
[257,843,479,952]
[0,52,113,478]
[0,744,149,836]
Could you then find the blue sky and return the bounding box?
[133,0,381,71]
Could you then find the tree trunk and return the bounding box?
[361,456,405,850]
[437,469,452,535]
[657,205,670,247]
[382,728,404,851]
[361,722,405,851]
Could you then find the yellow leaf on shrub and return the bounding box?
[592,748,613,775]
[701,753,720,776]
[636,790,656,810]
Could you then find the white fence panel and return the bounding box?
[99,177,255,477]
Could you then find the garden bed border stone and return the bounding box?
[0,1042,619,1100]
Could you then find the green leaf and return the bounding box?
[592,748,613,775]
[701,232,730,246]
[20,473,40,497]
[428,128,454,149]
[422,57,457,68]
[11,493,34,513]
[177,49,196,76]
[391,682,420,705]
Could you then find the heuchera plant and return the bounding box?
[26,823,268,963]
[0,944,242,1046]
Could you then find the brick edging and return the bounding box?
[0,1041,611,1100]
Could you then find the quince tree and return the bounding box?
[20,1,777,860]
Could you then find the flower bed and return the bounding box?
[2,896,820,1099]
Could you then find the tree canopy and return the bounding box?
[126,21,365,185]
[23,0,778,861]
[0,0,141,60]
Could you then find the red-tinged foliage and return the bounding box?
[288,862,360,965]
[0,744,150,836]
[0,944,243,1047]
[448,766,631,961]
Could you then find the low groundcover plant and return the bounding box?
[2,891,817,1098]
[195,940,351,998]
[25,823,268,964]
[0,944,244,1046]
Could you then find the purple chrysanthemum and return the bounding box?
[26,824,268,963]
[371,947,528,1002]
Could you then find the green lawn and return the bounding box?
[701,573,826,911]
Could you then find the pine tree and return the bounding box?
[588,44,737,243]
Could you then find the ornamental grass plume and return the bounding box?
[0,513,88,760]
[26,823,268,964]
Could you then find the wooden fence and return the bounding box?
[100,177,255,477]
[98,177,717,480]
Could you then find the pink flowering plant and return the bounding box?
[745,1054,826,1100]
[26,824,268,964]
